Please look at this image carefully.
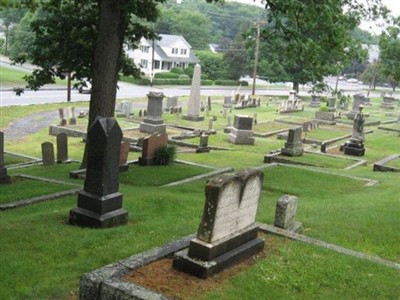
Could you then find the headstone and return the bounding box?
[78,111,86,118]
[229,115,255,145]
[222,108,227,118]
[347,93,364,119]
[59,108,67,126]
[208,119,213,131]
[69,107,77,125]
[138,133,168,166]
[253,113,257,125]
[143,109,147,117]
[123,102,133,119]
[223,96,233,108]
[309,95,321,108]
[207,96,212,111]
[165,96,178,111]
[0,132,11,184]
[138,109,143,118]
[56,133,69,163]
[41,142,55,166]
[205,105,209,116]
[173,169,265,278]
[119,141,130,172]
[327,97,336,112]
[183,64,204,121]
[140,92,166,134]
[69,117,128,228]
[274,195,302,232]
[200,101,205,112]
[381,96,395,109]
[341,106,365,156]
[281,127,303,156]
[257,97,261,107]
[196,132,210,153]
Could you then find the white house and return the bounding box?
[127,34,199,76]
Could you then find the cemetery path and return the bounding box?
[3,110,59,140]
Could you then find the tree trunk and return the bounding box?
[293,81,299,93]
[67,72,71,102]
[80,0,128,169]
[4,25,9,56]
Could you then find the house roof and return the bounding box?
[156,34,192,49]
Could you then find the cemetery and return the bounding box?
[1,90,400,299]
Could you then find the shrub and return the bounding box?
[239,80,249,86]
[170,68,185,74]
[214,80,243,86]
[201,80,214,86]
[153,145,176,165]
[319,106,329,112]
[201,74,209,80]
[153,78,191,85]
[154,72,179,79]
[184,66,194,78]
[178,74,190,79]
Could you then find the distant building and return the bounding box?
[127,34,199,76]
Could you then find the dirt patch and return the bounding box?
[125,235,276,300]
[327,145,343,156]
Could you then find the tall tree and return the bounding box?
[254,0,386,92]
[0,6,26,55]
[379,18,400,91]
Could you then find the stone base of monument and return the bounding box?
[138,156,154,166]
[182,115,205,122]
[281,143,303,157]
[173,226,264,278]
[0,168,11,184]
[228,128,255,145]
[223,126,232,133]
[309,102,321,108]
[196,147,210,153]
[119,163,129,172]
[340,139,365,156]
[139,122,166,134]
[69,191,128,228]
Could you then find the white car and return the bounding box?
[78,81,92,94]
[346,78,358,83]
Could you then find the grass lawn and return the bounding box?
[0,65,29,87]
[1,96,400,299]
[3,153,31,166]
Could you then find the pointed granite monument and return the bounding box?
[69,117,128,228]
[183,64,204,121]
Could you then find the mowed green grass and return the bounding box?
[0,65,29,87]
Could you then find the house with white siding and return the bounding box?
[127,34,199,76]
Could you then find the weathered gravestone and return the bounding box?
[138,133,168,166]
[274,195,302,232]
[173,169,265,278]
[119,141,130,172]
[381,96,395,110]
[183,64,204,121]
[196,132,210,153]
[0,132,11,184]
[229,115,255,145]
[140,92,166,134]
[341,106,365,156]
[327,97,336,112]
[41,142,55,166]
[223,96,233,108]
[281,127,303,156]
[56,133,69,163]
[207,96,212,111]
[59,108,67,126]
[309,95,321,108]
[69,107,77,125]
[69,117,128,228]
[165,96,178,112]
[347,93,364,119]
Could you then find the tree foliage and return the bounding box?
[379,18,400,91]
[194,50,229,80]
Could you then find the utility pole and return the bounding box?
[252,21,264,96]
[151,38,155,87]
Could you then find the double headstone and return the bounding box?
[69,117,128,228]
[139,92,166,134]
[0,132,11,184]
[281,127,303,156]
[229,115,255,145]
[173,169,265,278]
[138,133,168,166]
[183,64,204,121]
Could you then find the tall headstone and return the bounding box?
[309,95,321,108]
[69,107,77,125]
[138,133,168,166]
[140,92,166,134]
[207,96,212,111]
[59,108,67,126]
[173,169,265,278]
[183,64,204,121]
[196,132,210,153]
[274,195,302,232]
[41,142,55,166]
[229,115,255,145]
[347,93,364,119]
[327,97,336,112]
[56,133,69,163]
[0,132,11,184]
[165,96,178,111]
[281,127,303,156]
[69,117,128,228]
[341,106,366,156]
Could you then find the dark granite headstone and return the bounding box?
[56,133,69,163]
[41,142,55,166]
[0,132,11,184]
[173,169,265,278]
[138,133,168,166]
[69,117,128,228]
[233,115,253,130]
[281,127,303,157]
[229,115,254,145]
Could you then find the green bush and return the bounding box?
[214,80,245,86]
[153,145,176,165]
[178,74,190,79]
[239,80,249,86]
[319,106,329,112]
[153,78,191,85]
[154,72,179,79]
[121,76,151,85]
[201,80,214,86]
[184,66,194,78]
[170,68,185,74]
[201,74,209,80]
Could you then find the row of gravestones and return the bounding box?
[66,117,301,280]
[59,107,86,126]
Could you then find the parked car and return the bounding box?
[346,78,358,83]
[78,81,92,94]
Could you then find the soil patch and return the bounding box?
[125,234,276,300]
[327,145,343,156]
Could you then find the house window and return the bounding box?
[172,48,178,54]
[180,49,187,55]
[140,45,150,53]
[140,59,148,68]
[154,60,160,69]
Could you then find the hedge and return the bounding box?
[214,80,249,86]
[170,68,185,74]
[154,72,179,79]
